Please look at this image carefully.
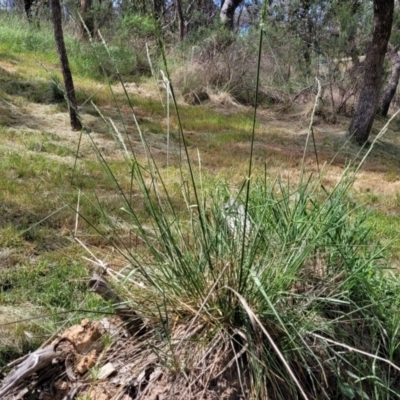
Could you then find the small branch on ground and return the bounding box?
[89,273,147,336]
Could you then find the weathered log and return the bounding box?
[0,343,68,398]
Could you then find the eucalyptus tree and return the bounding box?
[264,0,370,77]
[23,0,35,19]
[379,2,400,116]
[174,0,184,40]
[79,0,95,40]
[349,0,394,145]
[220,0,244,30]
[379,44,400,117]
[51,0,82,131]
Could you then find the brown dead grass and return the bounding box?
[2,316,245,400]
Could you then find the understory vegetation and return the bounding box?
[98,142,400,398]
[2,6,400,400]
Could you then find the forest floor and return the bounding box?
[2,55,400,399]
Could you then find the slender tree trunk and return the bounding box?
[220,0,243,30]
[348,0,394,145]
[174,0,184,40]
[51,0,82,131]
[302,1,313,75]
[379,44,400,116]
[153,0,163,20]
[24,0,34,19]
[80,0,95,40]
[24,0,40,24]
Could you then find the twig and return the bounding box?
[89,273,146,336]
[228,287,309,400]
[0,346,67,398]
[312,333,400,373]
[302,78,322,173]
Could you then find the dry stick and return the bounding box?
[301,78,322,174]
[76,229,149,292]
[227,287,309,400]
[89,273,146,336]
[212,343,249,380]
[109,118,130,160]
[312,333,400,373]
[0,346,66,398]
[75,237,101,262]
[183,335,240,399]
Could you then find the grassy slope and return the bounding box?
[1,13,400,365]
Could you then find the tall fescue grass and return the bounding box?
[69,6,400,400]
[87,137,400,398]
[1,5,400,399]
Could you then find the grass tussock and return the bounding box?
[67,18,400,394]
[87,145,400,398]
[1,8,400,400]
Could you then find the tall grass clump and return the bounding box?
[69,3,400,399]
[85,137,400,398]
[83,80,400,399]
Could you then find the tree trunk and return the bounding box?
[153,0,163,20]
[380,46,400,117]
[174,0,185,40]
[220,0,243,30]
[348,0,394,145]
[24,0,41,24]
[80,0,95,40]
[51,0,82,131]
[24,0,34,19]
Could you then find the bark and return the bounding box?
[24,0,34,19]
[0,344,69,398]
[80,0,95,40]
[220,0,243,30]
[153,0,164,20]
[301,1,313,75]
[348,0,394,145]
[174,0,185,40]
[380,45,400,117]
[51,0,82,131]
[24,0,41,24]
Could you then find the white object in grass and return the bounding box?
[223,199,252,239]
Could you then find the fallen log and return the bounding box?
[0,273,145,398]
[0,339,72,399]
